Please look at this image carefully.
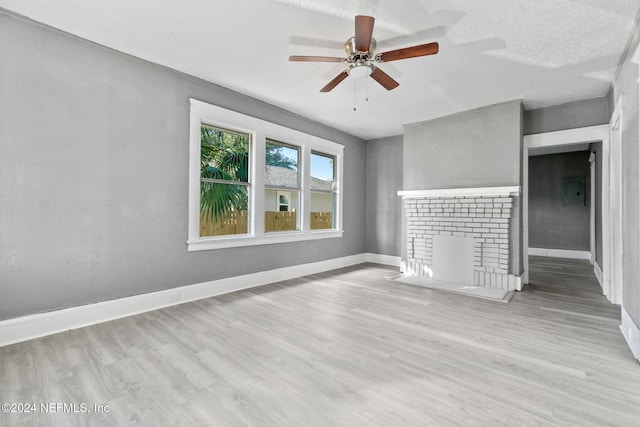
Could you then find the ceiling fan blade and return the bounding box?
[370,67,399,90]
[289,55,345,63]
[355,15,375,52]
[377,42,439,62]
[320,71,349,92]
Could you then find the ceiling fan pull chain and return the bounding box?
[353,79,357,111]
[366,77,369,102]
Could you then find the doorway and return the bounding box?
[523,124,615,303]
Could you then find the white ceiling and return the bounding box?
[1,0,638,140]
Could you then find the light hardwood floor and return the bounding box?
[1,257,639,426]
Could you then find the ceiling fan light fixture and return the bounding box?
[348,63,374,79]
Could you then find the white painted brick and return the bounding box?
[489,218,509,223]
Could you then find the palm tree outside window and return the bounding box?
[199,124,250,237]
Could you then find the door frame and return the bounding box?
[522,125,610,299]
[609,99,624,304]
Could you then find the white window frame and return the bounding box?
[188,99,344,251]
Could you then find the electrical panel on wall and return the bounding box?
[562,176,586,206]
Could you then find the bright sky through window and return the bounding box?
[311,152,334,181]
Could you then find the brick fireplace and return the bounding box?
[398,186,522,291]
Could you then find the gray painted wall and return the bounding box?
[0,14,367,320]
[612,23,640,329]
[524,97,610,135]
[528,152,591,251]
[365,135,403,257]
[403,101,523,190]
[402,101,524,275]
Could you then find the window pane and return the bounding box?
[265,141,299,233]
[265,140,299,188]
[310,191,335,230]
[200,182,248,236]
[310,152,334,191]
[265,189,299,232]
[201,125,249,183]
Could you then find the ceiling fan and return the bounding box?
[290,15,439,92]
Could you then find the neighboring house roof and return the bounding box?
[265,165,333,191]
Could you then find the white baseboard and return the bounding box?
[365,253,401,267]
[594,262,603,288]
[620,307,640,362]
[0,253,368,347]
[528,247,591,260]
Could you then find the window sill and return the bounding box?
[186,230,343,251]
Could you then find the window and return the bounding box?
[310,151,336,230]
[188,99,344,250]
[265,140,300,232]
[200,125,250,237]
[277,192,291,212]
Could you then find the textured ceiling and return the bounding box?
[1,0,638,139]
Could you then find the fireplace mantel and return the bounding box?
[398,186,520,199]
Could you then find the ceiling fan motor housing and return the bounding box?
[345,36,376,62]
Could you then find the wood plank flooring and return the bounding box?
[1,257,639,426]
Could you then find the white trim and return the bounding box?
[620,308,640,361]
[514,275,523,291]
[594,262,603,287]
[523,144,530,284]
[188,99,344,251]
[609,98,624,305]
[398,186,520,198]
[528,248,591,260]
[0,254,367,347]
[523,124,609,292]
[589,153,596,264]
[187,230,343,251]
[632,39,640,66]
[365,253,402,267]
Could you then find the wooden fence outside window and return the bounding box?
[200,211,332,236]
